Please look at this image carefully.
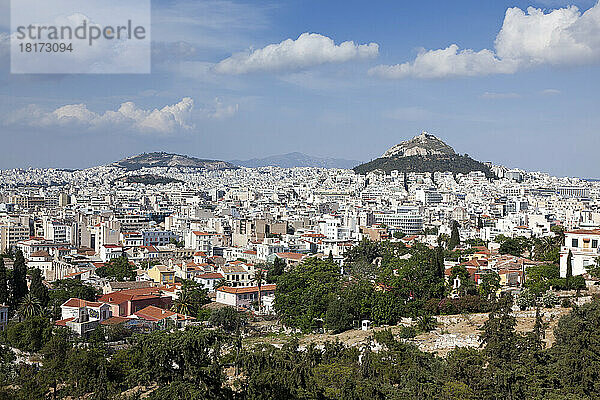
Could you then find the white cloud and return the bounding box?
[369,45,518,79]
[207,98,239,119]
[481,91,521,99]
[214,32,379,74]
[370,2,600,79]
[5,97,240,134]
[7,98,196,134]
[541,88,562,95]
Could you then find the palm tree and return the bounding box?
[171,289,192,316]
[19,294,42,319]
[252,267,266,314]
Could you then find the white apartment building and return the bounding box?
[374,207,423,234]
[560,229,600,277]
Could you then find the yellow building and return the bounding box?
[147,265,175,284]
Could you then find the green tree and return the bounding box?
[29,268,49,307]
[393,231,406,239]
[325,295,354,333]
[517,288,537,310]
[478,271,500,300]
[588,257,600,279]
[40,330,71,400]
[525,263,560,295]
[171,280,209,317]
[566,250,573,290]
[10,250,28,307]
[533,236,560,263]
[274,257,340,331]
[18,294,42,319]
[0,257,8,306]
[95,255,136,281]
[448,221,460,250]
[209,306,246,332]
[267,256,285,283]
[498,236,530,257]
[447,265,476,297]
[552,300,600,396]
[551,225,565,245]
[3,315,52,352]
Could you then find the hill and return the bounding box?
[354,132,494,177]
[111,152,238,171]
[231,152,361,169]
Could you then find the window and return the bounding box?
[593,239,598,249]
[572,238,579,248]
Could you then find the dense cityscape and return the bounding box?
[0,132,599,398]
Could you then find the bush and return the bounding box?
[435,296,491,315]
[541,290,560,308]
[548,276,587,291]
[209,306,247,332]
[517,288,537,310]
[416,314,437,332]
[397,325,418,339]
[561,298,573,308]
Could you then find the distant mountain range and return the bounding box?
[111,152,238,171]
[230,152,362,169]
[354,131,494,177]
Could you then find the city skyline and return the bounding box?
[1,0,599,177]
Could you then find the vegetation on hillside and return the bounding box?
[353,154,494,177]
[113,174,183,185]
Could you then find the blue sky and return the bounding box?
[0,0,599,177]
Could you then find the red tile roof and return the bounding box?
[62,298,103,308]
[55,317,74,326]
[566,229,600,235]
[197,273,224,279]
[134,305,193,321]
[276,252,305,260]
[217,284,276,294]
[98,287,166,305]
[100,316,130,325]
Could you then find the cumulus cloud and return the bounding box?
[5,97,240,134]
[7,98,196,134]
[207,98,239,119]
[370,45,518,79]
[214,32,379,74]
[370,2,600,79]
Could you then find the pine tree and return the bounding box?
[448,220,460,250]
[0,257,8,305]
[30,268,49,308]
[566,250,573,290]
[10,250,28,307]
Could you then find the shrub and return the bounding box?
[435,296,490,315]
[397,325,418,339]
[416,314,437,332]
[541,290,559,308]
[561,298,573,308]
